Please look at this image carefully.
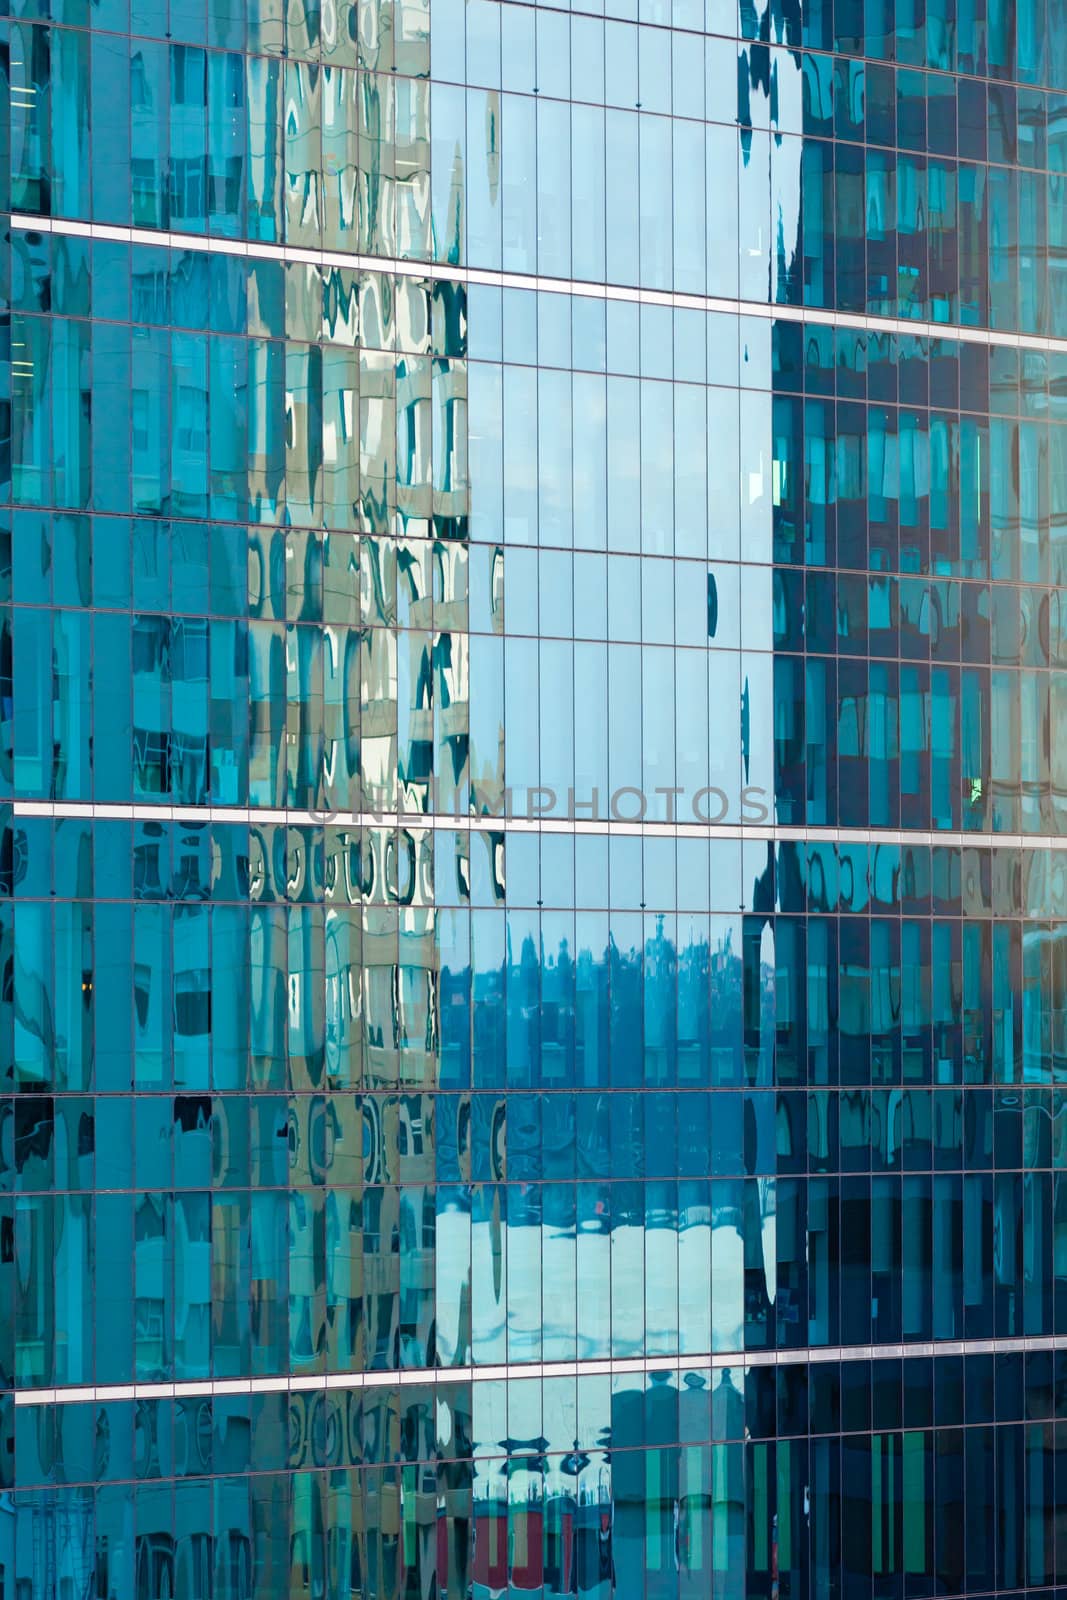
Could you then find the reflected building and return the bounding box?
[2,0,1067,1595]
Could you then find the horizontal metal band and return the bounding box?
[10,212,1063,359]
[12,1333,1064,1407]
[8,796,1065,851]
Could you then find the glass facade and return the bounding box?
[4,0,1067,1595]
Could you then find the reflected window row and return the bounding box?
[9,1166,1067,1381]
[774,573,1067,664]
[11,32,435,256]
[502,560,1067,653]
[472,361,1067,579]
[13,235,468,358]
[11,888,1067,1088]
[773,654,1065,832]
[441,0,1067,100]
[469,289,1067,418]
[15,316,1067,585]
[2,607,475,811]
[22,534,1067,656]
[2,518,487,632]
[10,1082,1067,1193]
[437,0,1067,156]
[7,0,423,68]
[8,315,470,531]
[14,817,1067,917]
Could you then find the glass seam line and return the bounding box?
[10,212,1059,358]
[11,1335,1066,1407]
[8,799,1064,851]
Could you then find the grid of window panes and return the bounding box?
[10,1352,1067,1595]
[6,0,1067,1595]
[10,2,1067,331]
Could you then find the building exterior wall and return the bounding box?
[2,0,1067,1595]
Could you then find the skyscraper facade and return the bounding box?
[3,0,1067,1593]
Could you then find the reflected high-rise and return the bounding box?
[3,0,1067,1594]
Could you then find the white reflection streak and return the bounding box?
[16,1331,1067,1407]
[10,212,1066,357]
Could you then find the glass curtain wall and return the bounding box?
[2,0,1067,1596]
